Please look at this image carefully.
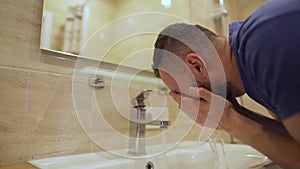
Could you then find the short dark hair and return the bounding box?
[152,23,219,78]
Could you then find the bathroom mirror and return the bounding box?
[40,0,224,65]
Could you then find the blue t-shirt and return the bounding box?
[229,0,300,120]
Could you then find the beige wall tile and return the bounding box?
[0,67,96,165]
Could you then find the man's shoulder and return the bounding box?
[249,0,300,20]
[242,0,300,32]
[235,0,300,60]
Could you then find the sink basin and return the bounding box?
[28,141,281,169]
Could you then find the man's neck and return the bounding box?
[224,38,246,96]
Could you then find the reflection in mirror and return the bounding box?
[40,0,225,64]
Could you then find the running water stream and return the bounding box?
[161,128,167,149]
[202,130,230,169]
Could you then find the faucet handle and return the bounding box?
[131,89,153,107]
[136,89,153,100]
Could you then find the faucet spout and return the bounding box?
[148,120,170,128]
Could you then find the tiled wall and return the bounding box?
[0,0,94,164]
[0,0,268,165]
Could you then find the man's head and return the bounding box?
[152,23,244,98]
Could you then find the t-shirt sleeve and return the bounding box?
[243,13,300,120]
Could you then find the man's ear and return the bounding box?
[185,53,207,77]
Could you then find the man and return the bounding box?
[152,0,300,168]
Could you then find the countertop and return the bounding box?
[0,162,37,169]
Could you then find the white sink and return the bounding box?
[28,141,282,169]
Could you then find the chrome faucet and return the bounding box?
[128,89,169,156]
